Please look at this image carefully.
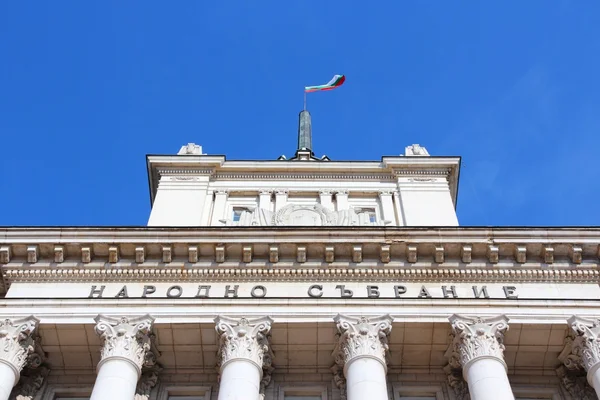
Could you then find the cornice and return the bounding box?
[213,172,396,181]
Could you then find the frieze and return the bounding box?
[4,281,596,300]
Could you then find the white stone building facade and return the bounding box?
[1,112,600,400]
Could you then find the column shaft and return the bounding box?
[90,358,139,400]
[91,315,155,400]
[218,360,262,400]
[0,363,16,400]
[0,316,38,400]
[463,357,514,400]
[332,314,392,400]
[345,357,388,400]
[215,316,273,400]
[589,366,600,398]
[446,314,514,400]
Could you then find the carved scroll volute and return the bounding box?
[447,314,509,372]
[561,315,600,387]
[0,316,39,381]
[332,314,393,375]
[215,316,274,372]
[94,314,155,376]
[215,316,274,399]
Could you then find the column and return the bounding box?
[0,316,38,400]
[332,314,393,400]
[274,190,288,211]
[210,190,229,225]
[215,316,274,400]
[446,314,514,400]
[90,315,155,400]
[335,190,349,211]
[561,316,600,398]
[378,191,395,225]
[319,190,333,210]
[259,190,273,211]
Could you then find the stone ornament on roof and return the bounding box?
[177,143,204,155]
[405,144,430,156]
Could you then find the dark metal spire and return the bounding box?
[297,110,312,151]
[277,110,329,161]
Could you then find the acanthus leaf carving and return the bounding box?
[446,314,509,370]
[0,316,39,380]
[331,364,347,400]
[11,365,50,400]
[567,316,600,372]
[443,364,470,400]
[94,314,155,375]
[134,368,161,400]
[556,365,597,400]
[215,316,274,399]
[331,314,392,375]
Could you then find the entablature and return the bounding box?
[1,227,599,292]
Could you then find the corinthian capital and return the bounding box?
[561,316,600,382]
[215,316,274,373]
[0,316,39,382]
[94,315,155,376]
[446,314,509,371]
[332,314,393,373]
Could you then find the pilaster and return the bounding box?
[94,314,155,376]
[335,190,349,211]
[319,190,334,211]
[259,190,273,211]
[378,190,395,225]
[274,190,288,211]
[211,190,229,225]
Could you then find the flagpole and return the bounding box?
[303,90,307,110]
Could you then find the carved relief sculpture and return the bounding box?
[221,203,389,227]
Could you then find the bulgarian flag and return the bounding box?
[305,74,346,93]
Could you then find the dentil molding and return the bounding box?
[0,316,39,382]
[445,314,509,374]
[94,314,155,376]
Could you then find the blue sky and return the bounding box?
[1,1,599,226]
